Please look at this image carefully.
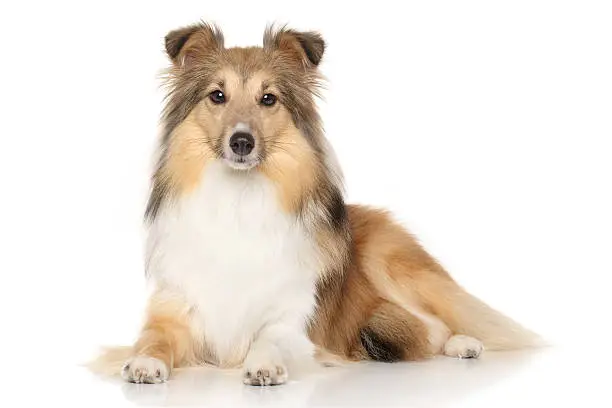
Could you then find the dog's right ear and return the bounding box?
[165,23,224,67]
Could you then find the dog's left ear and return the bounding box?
[264,26,325,68]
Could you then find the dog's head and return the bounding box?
[162,23,325,171]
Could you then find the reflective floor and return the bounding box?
[49,347,607,407]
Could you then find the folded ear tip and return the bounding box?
[264,26,326,67]
[164,24,201,61]
[297,31,326,66]
[164,35,180,60]
[164,22,224,65]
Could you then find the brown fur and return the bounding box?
[92,23,540,380]
[310,205,540,362]
[309,205,444,361]
[133,295,193,369]
[259,124,318,213]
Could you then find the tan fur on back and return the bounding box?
[310,205,540,359]
[309,205,451,360]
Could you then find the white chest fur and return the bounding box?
[146,161,319,366]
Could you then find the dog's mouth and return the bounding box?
[223,154,260,170]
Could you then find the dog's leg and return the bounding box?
[122,293,194,384]
[242,322,313,386]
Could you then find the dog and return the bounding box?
[91,22,540,386]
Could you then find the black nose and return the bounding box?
[229,132,255,156]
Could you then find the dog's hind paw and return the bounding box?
[443,335,484,359]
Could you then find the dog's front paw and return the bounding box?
[243,358,288,386]
[122,356,169,384]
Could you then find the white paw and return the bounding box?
[243,364,288,386]
[242,350,288,386]
[122,356,169,384]
[443,335,484,359]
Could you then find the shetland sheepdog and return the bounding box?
[91,22,540,386]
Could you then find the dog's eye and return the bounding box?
[260,93,277,107]
[209,90,226,104]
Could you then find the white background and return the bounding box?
[1,1,611,407]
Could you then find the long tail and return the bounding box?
[432,278,545,350]
[86,346,133,376]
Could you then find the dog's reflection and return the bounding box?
[120,349,545,407]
